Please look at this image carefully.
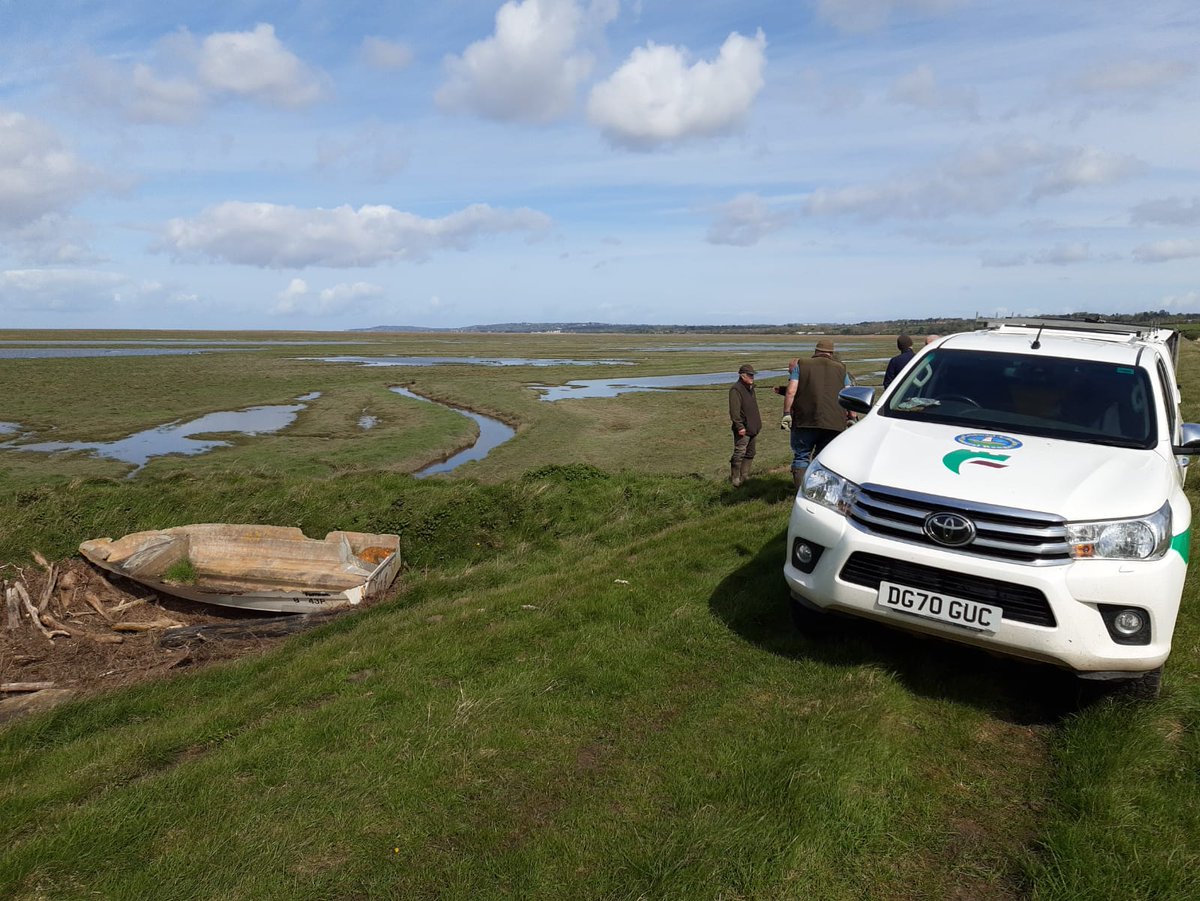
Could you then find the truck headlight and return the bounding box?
[1066,503,1171,560]
[801,461,861,516]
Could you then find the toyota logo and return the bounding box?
[924,512,976,547]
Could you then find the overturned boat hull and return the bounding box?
[79,524,401,614]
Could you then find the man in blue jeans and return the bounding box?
[781,338,847,488]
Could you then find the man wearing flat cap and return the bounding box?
[781,338,847,488]
[728,363,761,487]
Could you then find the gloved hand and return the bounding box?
[780,414,792,430]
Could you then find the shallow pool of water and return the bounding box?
[312,356,631,368]
[532,369,788,401]
[0,340,367,359]
[637,342,876,353]
[0,347,221,359]
[0,394,320,470]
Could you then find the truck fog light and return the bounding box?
[791,538,824,574]
[1098,604,1151,645]
[1113,610,1144,636]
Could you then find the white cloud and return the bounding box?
[815,0,965,34]
[128,63,208,121]
[706,193,793,246]
[1070,59,1195,97]
[197,24,327,107]
[805,139,1142,221]
[436,0,615,123]
[0,111,100,228]
[67,24,326,122]
[980,252,1026,268]
[75,55,207,124]
[587,29,766,150]
[314,124,410,181]
[273,277,385,315]
[984,242,1093,267]
[1130,197,1200,226]
[1029,146,1143,200]
[1132,239,1200,263]
[1034,242,1092,265]
[1047,58,1198,122]
[158,201,554,268]
[0,268,146,312]
[361,37,414,71]
[796,67,864,113]
[2,214,101,265]
[888,64,977,118]
[1160,290,1200,310]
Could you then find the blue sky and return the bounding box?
[1,0,1198,329]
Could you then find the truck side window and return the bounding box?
[1156,357,1177,438]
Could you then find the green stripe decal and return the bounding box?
[1172,528,1191,564]
[942,449,1010,473]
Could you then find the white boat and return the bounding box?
[79,524,401,614]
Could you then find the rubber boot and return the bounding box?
[730,463,743,487]
[792,467,806,488]
[739,458,753,484]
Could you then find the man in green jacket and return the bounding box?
[781,338,847,488]
[728,363,762,486]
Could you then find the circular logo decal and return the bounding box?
[955,433,1023,450]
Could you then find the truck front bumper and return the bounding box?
[783,495,1183,675]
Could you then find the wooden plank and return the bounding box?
[5,586,20,630]
[1,682,56,693]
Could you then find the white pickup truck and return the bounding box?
[784,318,1199,698]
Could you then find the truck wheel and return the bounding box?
[1119,666,1164,701]
[1085,666,1163,702]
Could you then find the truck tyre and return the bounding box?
[1120,665,1164,701]
[1083,666,1163,703]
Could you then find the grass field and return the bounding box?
[2,329,1200,900]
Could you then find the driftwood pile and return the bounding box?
[2,554,360,723]
[2,552,187,708]
[3,551,181,650]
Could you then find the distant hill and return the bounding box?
[352,322,810,334]
[353,311,1200,337]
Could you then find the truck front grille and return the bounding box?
[841,552,1056,627]
[849,483,1070,564]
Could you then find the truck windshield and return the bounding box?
[882,349,1157,449]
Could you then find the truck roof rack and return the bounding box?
[986,317,1169,340]
[985,317,1180,365]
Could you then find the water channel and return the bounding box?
[390,387,516,478]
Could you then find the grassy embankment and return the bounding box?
[2,331,1199,899]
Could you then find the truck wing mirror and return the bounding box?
[1172,422,1200,455]
[839,386,875,415]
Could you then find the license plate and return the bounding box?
[876,581,1001,633]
